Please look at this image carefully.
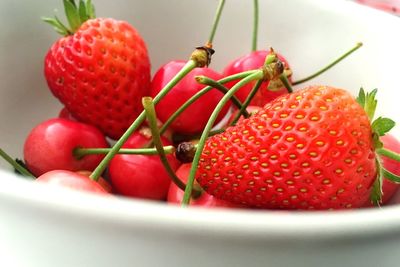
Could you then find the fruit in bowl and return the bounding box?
[1,0,400,267]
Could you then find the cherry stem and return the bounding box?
[196,77,249,116]
[252,0,259,51]
[0,148,35,178]
[142,97,185,189]
[89,59,198,181]
[181,70,264,206]
[292,42,363,85]
[279,72,294,93]
[230,79,263,126]
[229,53,278,126]
[382,167,400,183]
[142,97,202,196]
[207,0,226,47]
[74,146,175,158]
[376,148,400,162]
[158,70,257,137]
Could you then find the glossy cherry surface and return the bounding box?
[150,60,229,134]
[109,129,180,200]
[24,118,109,177]
[36,170,109,195]
[223,50,291,107]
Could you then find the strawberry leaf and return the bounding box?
[63,0,81,32]
[371,117,396,136]
[372,133,383,149]
[42,16,72,36]
[356,87,366,108]
[85,0,96,18]
[370,159,384,205]
[44,0,95,36]
[357,88,378,120]
[365,89,378,120]
[78,0,88,22]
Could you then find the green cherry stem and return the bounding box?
[158,70,257,137]
[252,0,259,51]
[142,97,197,194]
[0,148,35,178]
[279,72,294,93]
[89,59,198,181]
[74,146,176,158]
[230,79,263,126]
[229,53,278,126]
[207,0,226,46]
[376,148,400,162]
[292,42,363,85]
[181,70,264,206]
[196,77,249,116]
[382,168,400,183]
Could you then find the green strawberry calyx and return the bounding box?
[42,0,96,36]
[356,88,399,205]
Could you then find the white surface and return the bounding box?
[1,0,400,267]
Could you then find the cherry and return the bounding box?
[76,170,113,193]
[108,128,180,200]
[150,60,229,135]
[167,163,242,208]
[23,118,109,177]
[362,134,400,207]
[36,170,109,195]
[379,134,400,204]
[223,50,292,107]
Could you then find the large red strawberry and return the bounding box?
[43,0,151,139]
[195,86,394,210]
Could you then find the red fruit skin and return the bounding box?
[167,164,241,208]
[223,50,292,107]
[36,170,108,195]
[44,18,151,140]
[196,86,377,210]
[109,130,180,200]
[24,118,109,177]
[150,61,229,134]
[76,170,113,193]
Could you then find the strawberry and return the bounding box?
[43,0,151,139]
[195,85,394,210]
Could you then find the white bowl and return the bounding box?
[1,0,400,266]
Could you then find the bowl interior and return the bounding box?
[2,1,400,267]
[1,0,400,218]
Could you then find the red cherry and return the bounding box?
[150,60,229,135]
[380,134,400,204]
[24,118,109,177]
[76,170,114,193]
[109,129,180,200]
[36,170,109,195]
[167,163,242,208]
[223,50,292,107]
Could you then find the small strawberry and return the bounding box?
[195,85,395,210]
[43,0,151,139]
